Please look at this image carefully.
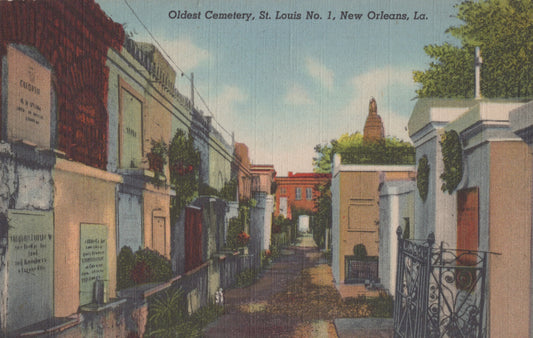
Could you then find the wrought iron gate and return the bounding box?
[394,227,490,338]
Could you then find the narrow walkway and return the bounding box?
[204,234,393,337]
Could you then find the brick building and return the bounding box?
[274,172,331,219]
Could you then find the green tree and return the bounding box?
[414,0,533,98]
[311,181,331,249]
[313,142,335,173]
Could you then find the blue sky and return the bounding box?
[96,0,461,175]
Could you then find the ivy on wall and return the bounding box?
[169,129,201,221]
[440,130,463,194]
[417,155,430,202]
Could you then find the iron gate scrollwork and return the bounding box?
[394,227,489,338]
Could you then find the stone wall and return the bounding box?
[0,142,55,333]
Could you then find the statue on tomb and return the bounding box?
[363,97,385,142]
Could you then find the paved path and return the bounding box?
[204,234,393,337]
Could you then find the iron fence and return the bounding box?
[394,227,490,338]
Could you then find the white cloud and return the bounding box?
[338,66,415,141]
[383,112,410,141]
[350,66,413,101]
[213,85,247,108]
[251,137,316,176]
[235,66,415,175]
[285,85,314,105]
[305,57,334,90]
[158,38,209,73]
[205,85,247,140]
[139,38,211,97]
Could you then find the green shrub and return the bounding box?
[117,246,135,290]
[219,178,238,201]
[133,248,173,284]
[117,246,173,288]
[368,292,394,318]
[261,249,272,267]
[145,292,223,338]
[145,287,191,337]
[270,243,281,259]
[226,217,243,250]
[236,268,258,288]
[199,183,220,197]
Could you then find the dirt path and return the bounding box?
[203,235,338,337]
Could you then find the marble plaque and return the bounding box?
[79,223,108,306]
[6,45,52,148]
[7,210,54,331]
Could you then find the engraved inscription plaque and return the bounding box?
[6,45,52,148]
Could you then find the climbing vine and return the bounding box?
[147,139,168,187]
[440,130,463,194]
[169,129,200,220]
[417,155,430,202]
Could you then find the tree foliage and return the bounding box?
[313,143,334,173]
[414,0,533,98]
[313,132,415,172]
[311,181,331,249]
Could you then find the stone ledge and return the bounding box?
[55,158,123,183]
[15,315,80,337]
[118,275,183,301]
[79,297,128,312]
[334,318,393,338]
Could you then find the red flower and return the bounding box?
[237,231,250,246]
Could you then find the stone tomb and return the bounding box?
[6,210,53,331]
[79,223,108,306]
[5,45,52,148]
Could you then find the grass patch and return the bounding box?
[343,292,393,318]
[145,287,224,337]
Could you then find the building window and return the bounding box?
[280,197,288,217]
[295,187,302,200]
[280,188,286,195]
[306,187,313,200]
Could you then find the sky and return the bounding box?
[96,0,462,176]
